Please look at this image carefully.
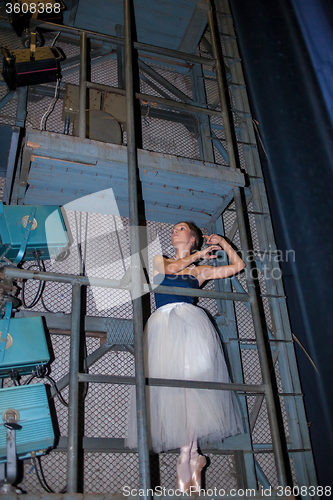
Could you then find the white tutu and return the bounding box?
[126,302,243,453]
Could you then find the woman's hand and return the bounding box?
[203,234,224,246]
[197,245,221,260]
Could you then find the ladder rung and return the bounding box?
[77,373,266,393]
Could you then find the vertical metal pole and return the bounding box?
[206,5,236,170]
[116,24,125,89]
[79,32,87,138]
[124,0,151,496]
[67,283,81,493]
[207,0,289,487]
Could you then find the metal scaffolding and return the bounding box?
[0,0,317,496]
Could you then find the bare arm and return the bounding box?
[153,245,221,276]
[196,234,245,284]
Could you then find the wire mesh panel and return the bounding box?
[255,453,278,489]
[84,452,139,493]
[21,452,67,495]
[141,116,200,160]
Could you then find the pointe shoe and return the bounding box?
[190,454,207,492]
[176,458,191,493]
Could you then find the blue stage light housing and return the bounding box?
[0,203,71,264]
[0,383,55,463]
[0,315,50,378]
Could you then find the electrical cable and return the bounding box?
[39,78,60,131]
[38,456,66,494]
[112,215,127,273]
[44,374,69,407]
[32,456,53,493]
[82,212,88,276]
[24,374,36,385]
[51,31,61,46]
[74,211,83,275]
[21,257,63,313]
[21,255,45,309]
[32,456,66,494]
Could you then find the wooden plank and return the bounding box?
[25,131,245,186]
[28,156,231,207]
[178,2,209,54]
[26,173,222,213]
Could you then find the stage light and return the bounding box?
[0,203,72,265]
[1,37,62,90]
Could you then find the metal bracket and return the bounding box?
[13,207,36,265]
[0,301,13,363]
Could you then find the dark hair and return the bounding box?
[177,221,203,254]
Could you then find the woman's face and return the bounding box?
[171,222,195,248]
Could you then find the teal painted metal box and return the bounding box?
[0,204,70,261]
[0,383,55,462]
[0,316,50,378]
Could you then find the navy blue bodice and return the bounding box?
[153,273,199,309]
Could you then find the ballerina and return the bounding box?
[126,221,245,493]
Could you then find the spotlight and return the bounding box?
[1,32,62,90]
[0,383,55,492]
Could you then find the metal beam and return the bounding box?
[211,215,257,489]
[178,2,209,54]
[190,63,215,162]
[138,59,195,104]
[77,373,266,393]
[0,90,16,111]
[139,73,172,100]
[51,343,114,397]
[15,86,28,129]
[4,267,251,302]
[210,130,229,162]
[124,0,151,495]
[86,81,223,117]
[66,284,81,493]
[78,32,87,139]
[30,20,216,67]
[116,24,125,89]
[3,126,20,204]
[61,48,106,70]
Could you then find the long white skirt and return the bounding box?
[126,302,243,453]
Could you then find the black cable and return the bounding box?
[24,374,36,385]
[21,255,45,309]
[44,374,69,407]
[32,456,53,493]
[35,456,66,494]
